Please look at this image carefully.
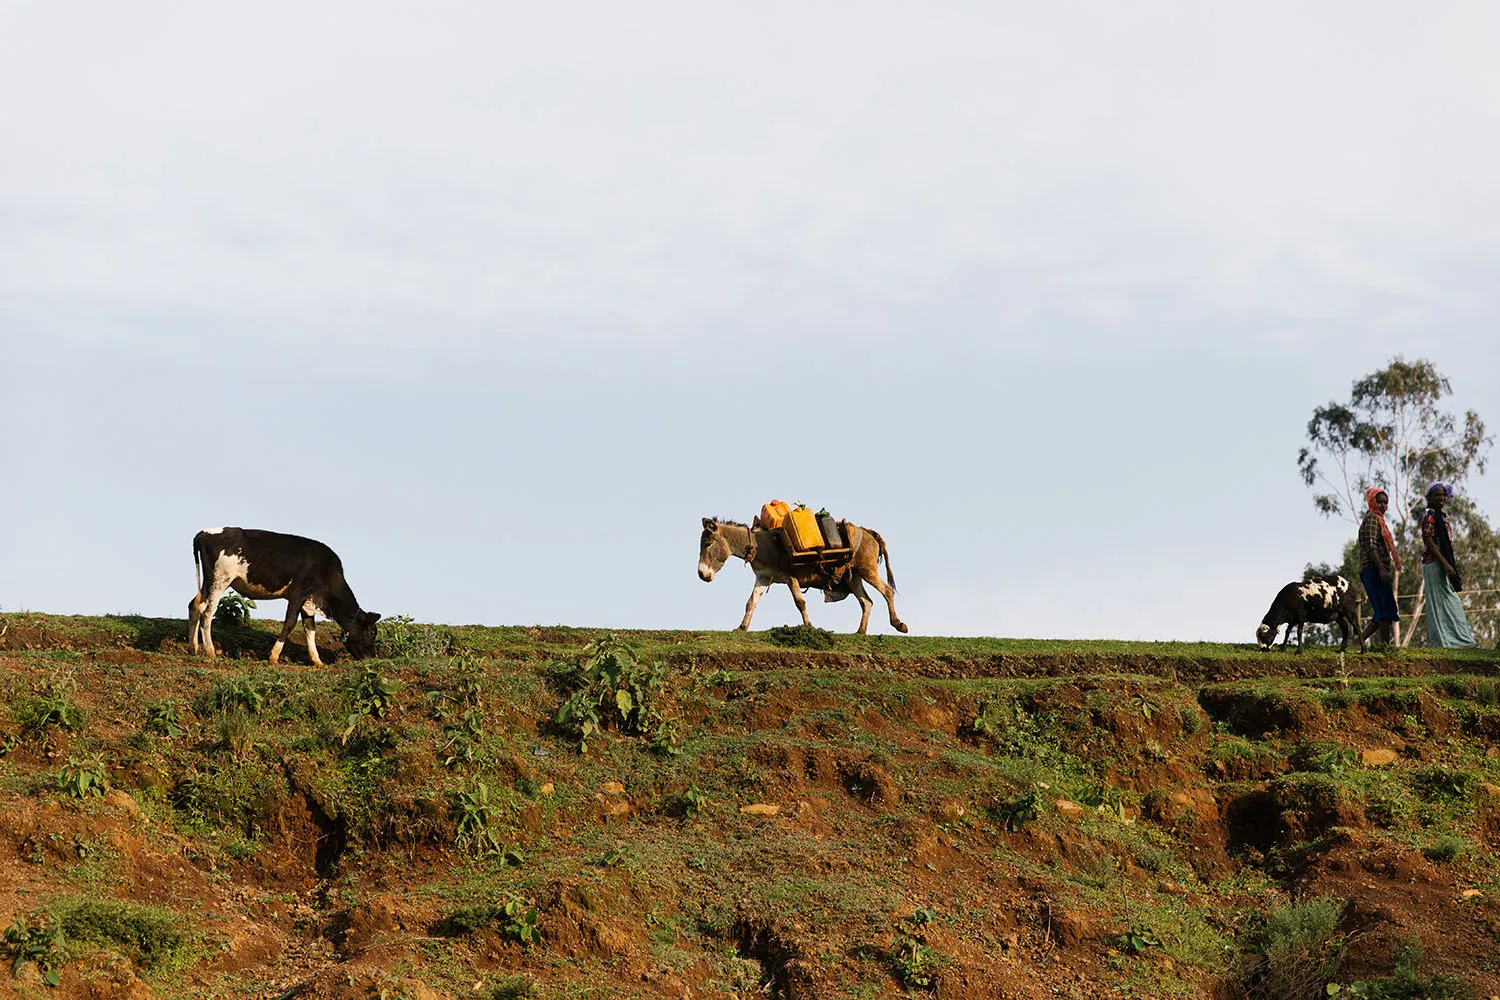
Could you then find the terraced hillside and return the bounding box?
[0,612,1497,1000]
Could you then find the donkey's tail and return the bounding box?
[869,528,896,593]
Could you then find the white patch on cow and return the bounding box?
[200,527,226,536]
[302,600,325,619]
[269,639,285,663]
[1334,576,1349,594]
[1297,584,1318,601]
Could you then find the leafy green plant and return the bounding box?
[453,779,501,855]
[57,759,108,799]
[995,788,1044,832]
[1131,695,1159,721]
[205,675,284,716]
[144,701,182,739]
[679,785,710,816]
[1327,943,1475,999]
[212,592,256,628]
[1411,766,1476,804]
[889,934,946,990]
[341,669,401,744]
[1113,927,1162,955]
[552,636,671,752]
[17,677,83,733]
[2,914,62,984]
[501,897,541,948]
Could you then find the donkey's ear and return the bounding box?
[702,517,716,530]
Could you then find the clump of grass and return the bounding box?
[441,898,541,949]
[1411,766,1476,805]
[490,975,541,999]
[1420,834,1468,864]
[1335,943,1476,999]
[765,625,835,650]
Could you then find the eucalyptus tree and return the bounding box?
[1297,357,1492,645]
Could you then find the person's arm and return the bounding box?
[1422,515,1459,578]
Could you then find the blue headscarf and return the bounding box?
[1427,482,1454,498]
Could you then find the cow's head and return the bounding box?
[699,518,731,582]
[343,610,382,660]
[1256,622,1276,651]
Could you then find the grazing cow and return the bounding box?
[188,527,380,665]
[1256,576,1361,653]
[697,517,908,634]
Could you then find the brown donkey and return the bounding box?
[697,518,908,634]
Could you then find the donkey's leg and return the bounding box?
[302,611,323,667]
[787,579,812,627]
[738,577,772,631]
[861,566,908,633]
[270,601,300,665]
[848,576,875,634]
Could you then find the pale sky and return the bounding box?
[3,2,1498,640]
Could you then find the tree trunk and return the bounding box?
[1401,570,1427,648]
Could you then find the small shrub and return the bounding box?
[376,615,455,658]
[1240,897,1346,1000]
[53,898,183,970]
[765,625,835,650]
[501,897,541,948]
[1330,943,1476,999]
[678,785,709,816]
[201,675,284,717]
[1178,705,1205,734]
[57,759,108,799]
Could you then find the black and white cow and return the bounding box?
[1256,576,1361,653]
[189,527,380,665]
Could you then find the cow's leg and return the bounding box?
[269,601,300,665]
[198,582,231,658]
[859,565,908,634]
[1296,623,1306,653]
[737,576,772,631]
[787,579,813,626]
[187,594,204,654]
[847,576,875,634]
[1279,623,1291,650]
[302,612,324,667]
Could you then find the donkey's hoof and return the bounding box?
[894,622,909,634]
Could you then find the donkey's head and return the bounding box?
[698,518,733,582]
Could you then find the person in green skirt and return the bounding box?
[1421,482,1476,648]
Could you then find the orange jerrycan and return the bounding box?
[758,499,791,529]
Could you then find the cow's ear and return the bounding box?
[361,611,381,625]
[702,518,715,530]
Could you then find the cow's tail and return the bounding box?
[869,528,896,593]
[192,533,206,600]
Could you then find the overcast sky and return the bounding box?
[3,2,1497,641]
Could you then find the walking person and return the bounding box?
[1357,487,1401,648]
[1421,482,1477,648]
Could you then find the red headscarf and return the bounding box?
[1365,487,1401,570]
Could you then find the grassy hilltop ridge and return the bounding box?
[0,612,1495,998]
